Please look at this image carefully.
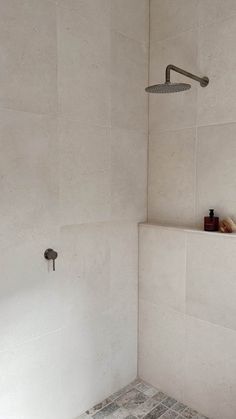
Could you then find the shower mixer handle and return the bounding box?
[44,248,58,271]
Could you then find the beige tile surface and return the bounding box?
[184,315,236,419]
[57,0,110,27]
[111,128,147,221]
[150,0,198,43]
[0,0,57,114]
[111,31,148,131]
[139,226,186,312]
[148,128,196,227]
[60,221,138,396]
[0,110,58,249]
[198,0,236,27]
[111,0,149,44]
[0,321,111,419]
[139,224,236,419]
[57,6,110,125]
[58,118,111,224]
[196,123,236,223]
[0,0,148,417]
[186,232,236,331]
[197,16,236,126]
[139,299,185,401]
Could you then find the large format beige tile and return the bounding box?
[184,315,236,419]
[58,119,110,225]
[57,6,110,126]
[111,31,148,131]
[0,0,57,114]
[60,223,111,316]
[186,232,236,331]
[111,0,149,44]
[198,0,236,28]
[56,0,110,27]
[198,16,236,126]
[139,226,186,312]
[196,123,236,223]
[60,170,110,225]
[60,221,138,396]
[111,128,147,221]
[58,118,110,175]
[110,301,137,393]
[0,227,72,352]
[109,222,138,305]
[60,221,138,321]
[0,322,111,419]
[0,110,58,250]
[149,31,198,132]
[139,299,185,401]
[150,0,198,43]
[148,128,196,227]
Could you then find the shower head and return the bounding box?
[145,64,209,94]
[145,82,191,94]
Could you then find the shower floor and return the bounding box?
[77,379,209,419]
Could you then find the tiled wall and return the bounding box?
[148,0,236,227]
[0,1,148,418]
[139,223,236,419]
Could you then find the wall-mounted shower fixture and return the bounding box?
[44,248,58,271]
[145,64,209,93]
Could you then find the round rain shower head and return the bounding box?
[145,82,191,94]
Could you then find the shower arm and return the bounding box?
[165,64,209,87]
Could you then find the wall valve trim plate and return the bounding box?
[44,248,58,271]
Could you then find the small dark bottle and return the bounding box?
[204,209,219,232]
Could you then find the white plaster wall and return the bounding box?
[148,0,236,227]
[0,1,149,418]
[139,223,236,419]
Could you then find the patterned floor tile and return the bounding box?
[181,408,199,419]
[143,403,168,418]
[110,407,132,419]
[79,379,209,419]
[162,397,178,408]
[151,391,168,403]
[160,411,179,419]
[87,399,112,415]
[123,392,148,410]
[116,389,147,408]
[92,402,119,419]
[135,382,158,397]
[131,395,162,418]
[171,402,187,413]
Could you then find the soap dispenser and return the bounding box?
[204,209,219,232]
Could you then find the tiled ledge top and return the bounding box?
[139,222,236,239]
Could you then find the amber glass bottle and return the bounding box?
[204,209,219,231]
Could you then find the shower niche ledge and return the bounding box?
[140,222,236,238]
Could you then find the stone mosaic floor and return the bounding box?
[78,379,209,419]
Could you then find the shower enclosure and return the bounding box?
[0,1,236,419]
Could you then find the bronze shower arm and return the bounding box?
[165,64,209,87]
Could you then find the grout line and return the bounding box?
[146,0,151,224]
[137,0,151,380]
[193,126,198,228]
[137,225,140,378]
[150,12,236,47]
[0,327,63,355]
[151,26,198,46]
[148,121,236,136]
